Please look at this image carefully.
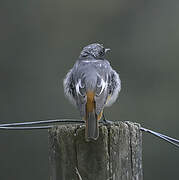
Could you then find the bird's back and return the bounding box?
[63,43,121,141]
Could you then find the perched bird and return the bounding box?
[0,42,178,147]
[63,43,121,141]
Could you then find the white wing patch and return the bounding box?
[76,79,84,96]
[98,78,107,95]
[97,73,108,96]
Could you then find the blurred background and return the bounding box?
[0,0,179,179]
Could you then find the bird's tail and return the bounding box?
[85,91,99,141]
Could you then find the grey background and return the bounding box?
[0,0,179,179]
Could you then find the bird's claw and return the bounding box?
[99,114,113,126]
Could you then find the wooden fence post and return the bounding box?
[49,121,143,180]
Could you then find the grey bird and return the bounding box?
[63,43,121,141]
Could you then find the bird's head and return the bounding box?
[79,43,110,59]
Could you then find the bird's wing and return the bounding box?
[64,59,121,115]
[63,67,77,106]
[105,66,121,107]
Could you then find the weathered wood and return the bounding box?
[49,121,143,180]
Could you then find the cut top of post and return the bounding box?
[49,121,143,180]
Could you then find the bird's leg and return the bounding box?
[99,113,113,125]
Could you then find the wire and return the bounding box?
[0,119,84,127]
[0,126,53,130]
[0,119,85,130]
[140,127,179,148]
[0,119,178,148]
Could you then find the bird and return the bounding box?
[63,43,121,141]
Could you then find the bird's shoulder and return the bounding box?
[77,58,111,69]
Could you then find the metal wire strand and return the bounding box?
[0,119,178,148]
[0,126,53,130]
[0,119,85,127]
[140,127,179,148]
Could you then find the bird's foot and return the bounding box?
[99,114,113,126]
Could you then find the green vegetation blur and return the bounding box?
[0,0,178,179]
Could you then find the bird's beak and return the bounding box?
[105,48,111,53]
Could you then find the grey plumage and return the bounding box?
[63,43,121,140]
